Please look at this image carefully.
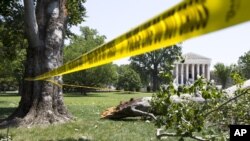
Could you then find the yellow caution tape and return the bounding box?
[46,79,63,88]
[46,79,109,90]
[28,0,250,80]
[45,79,146,94]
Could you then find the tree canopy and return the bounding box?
[0,1,27,92]
[0,0,87,92]
[63,26,117,93]
[238,50,250,79]
[130,44,182,91]
[116,65,141,91]
[213,63,232,89]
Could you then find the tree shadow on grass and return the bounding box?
[58,137,91,141]
[64,93,107,98]
[0,101,8,104]
[113,92,142,95]
[57,138,78,141]
[102,117,144,122]
[0,94,19,97]
[114,118,143,122]
[0,107,16,121]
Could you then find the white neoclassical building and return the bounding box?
[174,52,211,85]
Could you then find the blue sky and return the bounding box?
[70,0,250,69]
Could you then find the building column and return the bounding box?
[181,64,184,85]
[207,64,210,80]
[185,64,189,84]
[202,64,205,77]
[175,64,179,84]
[196,64,200,78]
[191,64,195,81]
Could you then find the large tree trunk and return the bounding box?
[152,64,159,92]
[0,0,71,128]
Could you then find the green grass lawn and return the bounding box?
[0,92,198,141]
[1,92,168,141]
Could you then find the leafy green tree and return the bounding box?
[63,26,117,93]
[0,49,26,92]
[238,50,250,79]
[0,0,26,59]
[214,63,232,89]
[130,61,150,88]
[117,65,142,91]
[0,0,86,127]
[130,45,182,92]
[0,1,27,92]
[152,71,250,141]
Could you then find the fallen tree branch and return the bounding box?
[204,88,250,117]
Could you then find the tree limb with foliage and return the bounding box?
[152,69,250,141]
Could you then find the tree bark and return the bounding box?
[0,0,71,128]
[152,64,159,92]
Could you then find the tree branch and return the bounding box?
[24,0,40,47]
[131,106,156,120]
[155,48,167,63]
[204,88,250,117]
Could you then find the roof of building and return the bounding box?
[174,52,211,64]
[183,52,211,60]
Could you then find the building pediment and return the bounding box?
[175,52,211,64]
